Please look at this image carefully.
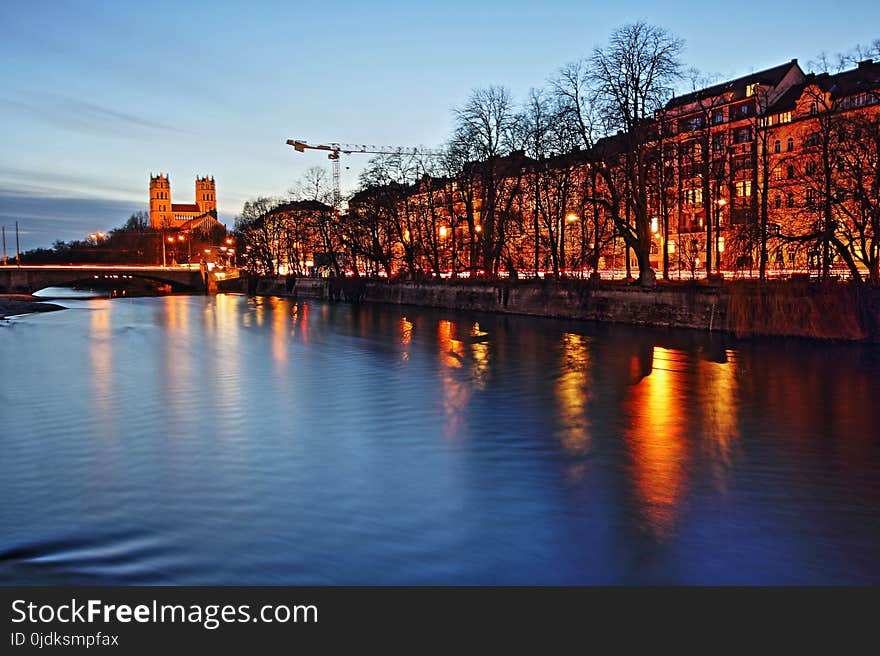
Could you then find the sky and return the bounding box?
[1,1,878,251]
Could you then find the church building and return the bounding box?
[149,174,223,233]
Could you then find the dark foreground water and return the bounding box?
[1,292,879,584]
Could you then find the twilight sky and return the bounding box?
[1,1,878,250]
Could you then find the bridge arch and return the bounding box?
[0,266,207,295]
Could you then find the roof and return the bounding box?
[270,199,333,213]
[769,60,880,112]
[171,203,200,213]
[177,213,222,232]
[823,59,880,99]
[767,80,812,113]
[666,60,800,110]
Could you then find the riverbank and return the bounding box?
[216,276,880,342]
[0,294,66,319]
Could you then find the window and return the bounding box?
[787,165,795,179]
[713,109,724,124]
[805,161,817,176]
[810,101,818,115]
[787,137,794,152]
[774,140,781,153]
[732,154,753,172]
[806,188,817,207]
[779,111,792,124]
[683,188,703,205]
[772,168,784,181]
[713,133,726,153]
[746,83,757,97]
[735,180,752,197]
[787,194,795,208]
[775,195,782,209]
[805,132,821,147]
[734,127,752,143]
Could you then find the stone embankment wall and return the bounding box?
[217,275,880,342]
[363,280,726,331]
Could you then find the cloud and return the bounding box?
[0,191,145,251]
[0,92,191,139]
[0,168,144,201]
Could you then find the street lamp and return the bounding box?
[715,198,727,276]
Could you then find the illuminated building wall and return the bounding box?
[149,174,219,230]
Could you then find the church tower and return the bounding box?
[149,174,174,228]
[195,176,217,215]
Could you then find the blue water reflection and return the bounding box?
[1,293,878,584]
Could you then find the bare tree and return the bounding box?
[552,61,616,277]
[453,85,522,274]
[835,109,880,283]
[235,196,286,274]
[589,21,684,284]
[289,166,333,205]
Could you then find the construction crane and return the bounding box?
[286,139,443,208]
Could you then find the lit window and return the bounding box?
[746,83,757,97]
[735,180,752,197]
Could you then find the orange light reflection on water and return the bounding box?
[437,319,469,441]
[469,322,490,389]
[400,316,413,362]
[89,306,113,432]
[624,346,689,540]
[698,350,739,491]
[556,333,591,456]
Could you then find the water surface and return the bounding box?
[1,292,878,584]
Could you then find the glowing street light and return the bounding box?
[439,225,448,238]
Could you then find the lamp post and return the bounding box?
[438,225,448,275]
[715,198,726,277]
[566,213,578,277]
[178,232,190,265]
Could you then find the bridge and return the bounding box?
[0,265,209,294]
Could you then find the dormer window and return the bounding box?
[746,83,757,97]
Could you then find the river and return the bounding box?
[1,292,878,584]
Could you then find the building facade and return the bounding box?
[350,57,879,280]
[149,174,220,231]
